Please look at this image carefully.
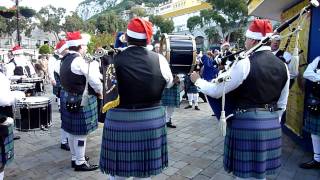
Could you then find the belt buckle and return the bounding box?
[265,104,274,112]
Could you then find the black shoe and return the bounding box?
[13,136,21,141]
[195,106,200,110]
[60,143,70,151]
[166,122,177,128]
[299,160,320,169]
[184,105,192,109]
[74,162,99,171]
[72,156,90,168]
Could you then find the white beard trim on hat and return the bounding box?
[126,29,147,40]
[246,30,273,40]
[12,49,24,55]
[67,34,91,47]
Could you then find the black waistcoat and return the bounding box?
[60,53,95,95]
[230,50,288,107]
[115,46,166,106]
[9,59,31,77]
[275,50,287,63]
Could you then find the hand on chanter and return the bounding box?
[191,71,201,83]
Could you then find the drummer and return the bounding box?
[5,45,36,80]
[48,40,69,151]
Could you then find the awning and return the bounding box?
[248,0,302,21]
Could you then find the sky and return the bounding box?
[1,0,84,12]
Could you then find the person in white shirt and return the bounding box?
[48,40,70,151]
[60,31,102,171]
[191,19,290,180]
[5,45,36,79]
[300,56,320,169]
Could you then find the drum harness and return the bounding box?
[214,0,318,136]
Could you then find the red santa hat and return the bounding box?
[126,18,153,44]
[12,45,24,55]
[246,19,273,40]
[55,40,68,54]
[66,31,91,47]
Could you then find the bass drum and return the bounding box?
[160,34,196,74]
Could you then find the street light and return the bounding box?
[15,0,21,46]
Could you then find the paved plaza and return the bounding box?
[4,91,320,180]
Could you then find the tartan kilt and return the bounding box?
[186,86,198,94]
[184,75,198,93]
[99,106,168,178]
[161,85,180,107]
[224,111,281,179]
[52,72,61,98]
[304,111,320,135]
[60,90,98,135]
[0,124,14,168]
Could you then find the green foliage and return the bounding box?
[87,33,115,54]
[39,44,53,54]
[63,12,85,32]
[130,7,146,17]
[149,15,174,34]
[204,28,220,44]
[205,0,248,40]
[187,16,202,32]
[37,5,66,35]
[19,7,36,18]
[96,12,127,34]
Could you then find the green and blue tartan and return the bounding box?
[184,75,198,94]
[161,85,180,107]
[304,111,320,135]
[100,106,168,178]
[224,111,281,179]
[60,90,98,135]
[0,124,14,169]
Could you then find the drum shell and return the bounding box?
[15,98,52,131]
[160,34,196,74]
[21,78,44,93]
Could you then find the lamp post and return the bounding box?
[15,0,21,46]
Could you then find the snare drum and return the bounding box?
[10,83,36,96]
[160,34,196,74]
[15,97,52,131]
[21,77,44,93]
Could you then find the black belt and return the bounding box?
[235,104,281,113]
[117,102,161,109]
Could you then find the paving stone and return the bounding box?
[163,167,180,176]
[193,174,211,180]
[178,165,203,179]
[210,173,233,180]
[172,161,189,169]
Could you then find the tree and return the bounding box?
[131,7,146,17]
[206,0,248,41]
[96,12,126,34]
[187,16,202,32]
[204,28,220,44]
[149,15,174,34]
[39,44,53,54]
[37,5,66,39]
[87,33,115,54]
[63,12,84,32]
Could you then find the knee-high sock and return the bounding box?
[235,177,266,180]
[0,171,4,180]
[193,93,199,106]
[73,135,87,165]
[311,134,320,162]
[187,93,193,106]
[67,133,76,161]
[166,106,175,123]
[61,129,68,144]
[109,176,126,180]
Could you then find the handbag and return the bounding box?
[66,93,82,113]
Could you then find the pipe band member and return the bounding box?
[300,56,320,169]
[191,19,290,180]
[99,18,173,180]
[60,31,102,171]
[48,40,70,151]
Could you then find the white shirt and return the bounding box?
[0,72,16,106]
[48,55,61,81]
[303,56,320,82]
[68,51,103,94]
[195,46,290,116]
[5,55,36,79]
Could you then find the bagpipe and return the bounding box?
[210,0,319,136]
